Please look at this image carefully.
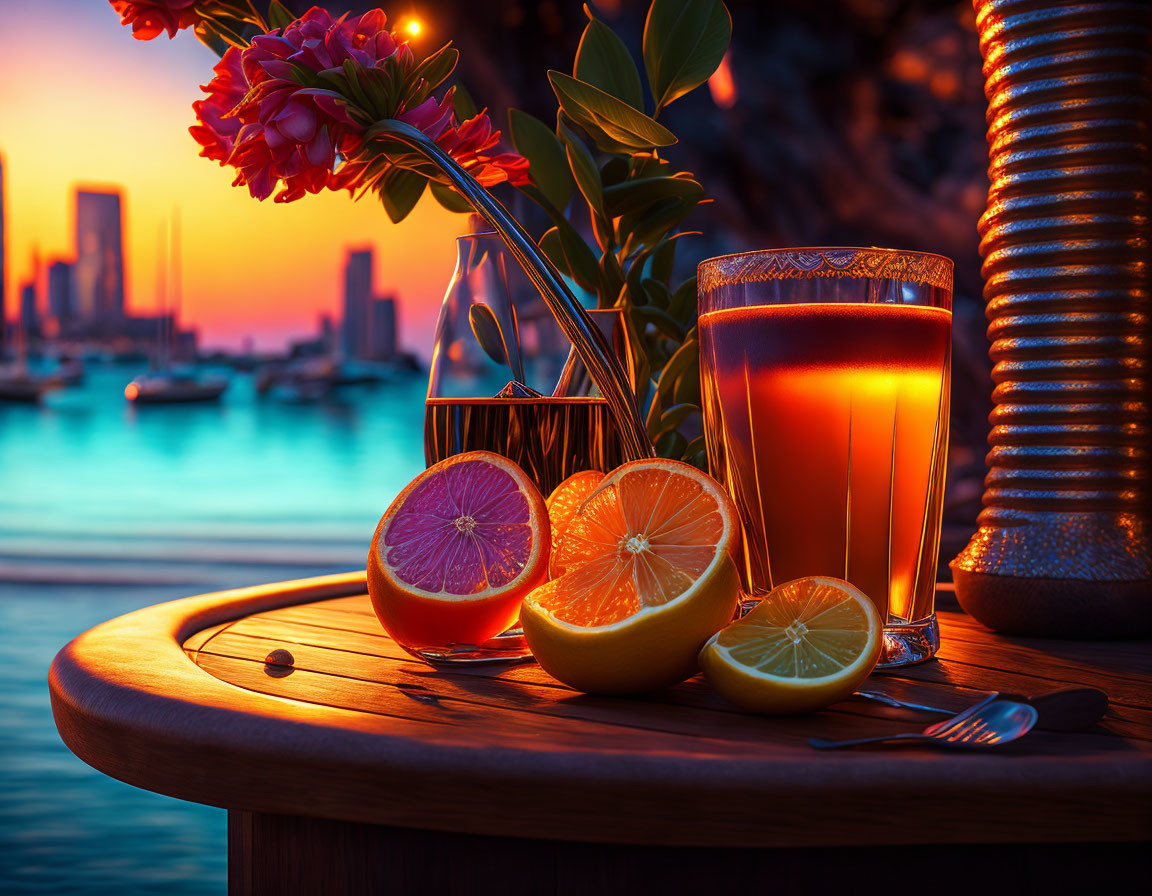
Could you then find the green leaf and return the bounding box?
[643,0,732,114]
[574,6,644,111]
[341,60,374,113]
[556,115,605,220]
[539,225,601,294]
[641,277,674,309]
[619,196,699,255]
[267,1,295,30]
[379,167,427,223]
[193,21,230,56]
[548,71,676,154]
[195,17,249,50]
[600,252,627,307]
[453,82,478,121]
[654,429,688,460]
[652,403,699,442]
[508,109,574,213]
[655,336,698,407]
[429,180,474,214]
[626,314,652,408]
[633,304,686,340]
[603,175,704,218]
[410,45,459,94]
[600,156,629,187]
[669,276,698,320]
[650,238,678,282]
[631,154,671,178]
[673,363,701,405]
[468,304,510,369]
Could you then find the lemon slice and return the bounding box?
[699,576,883,714]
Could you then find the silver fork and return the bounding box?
[809,699,1039,750]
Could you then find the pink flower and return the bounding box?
[435,108,532,188]
[109,1,198,40]
[189,48,247,164]
[188,7,381,202]
[350,92,530,188]
[190,6,530,203]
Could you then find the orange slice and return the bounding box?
[545,470,604,566]
[699,576,883,714]
[367,451,550,653]
[520,458,742,694]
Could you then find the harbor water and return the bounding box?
[0,363,428,894]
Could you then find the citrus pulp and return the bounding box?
[367,451,550,654]
[521,458,742,694]
[699,576,883,713]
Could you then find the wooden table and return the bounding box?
[50,573,1151,895]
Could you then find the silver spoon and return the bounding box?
[854,686,1108,731]
[810,699,1038,750]
[854,688,998,715]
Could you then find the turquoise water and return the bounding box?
[0,364,429,894]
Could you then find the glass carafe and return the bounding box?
[425,230,633,497]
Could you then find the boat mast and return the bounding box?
[170,207,180,366]
[155,219,167,371]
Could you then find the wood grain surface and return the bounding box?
[50,573,1152,848]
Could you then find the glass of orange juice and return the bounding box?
[697,248,953,667]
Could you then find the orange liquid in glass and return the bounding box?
[698,303,950,622]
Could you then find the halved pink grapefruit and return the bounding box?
[367,451,550,652]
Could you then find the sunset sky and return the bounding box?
[0,0,462,353]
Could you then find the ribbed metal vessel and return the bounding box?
[952,0,1151,636]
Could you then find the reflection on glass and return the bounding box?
[697,248,953,667]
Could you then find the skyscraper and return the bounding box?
[47,259,76,326]
[369,295,397,361]
[342,248,373,359]
[19,281,39,338]
[0,155,6,354]
[74,189,124,324]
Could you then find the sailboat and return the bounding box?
[126,212,228,404]
[0,268,60,403]
[0,365,52,402]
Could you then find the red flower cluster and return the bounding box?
[188,6,529,203]
[400,93,531,188]
[109,0,198,40]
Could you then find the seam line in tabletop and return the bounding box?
[936,631,1152,675]
[193,641,1152,751]
[191,622,1152,744]
[198,627,1004,735]
[214,614,1152,717]
[192,618,244,661]
[193,644,819,749]
[877,673,1152,737]
[193,651,460,730]
[294,597,377,616]
[193,640,935,750]
[931,657,1152,710]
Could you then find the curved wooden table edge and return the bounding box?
[49,573,1152,848]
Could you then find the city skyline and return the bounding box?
[0,0,462,354]
[3,174,408,362]
[0,152,447,358]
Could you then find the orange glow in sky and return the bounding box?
[0,0,461,353]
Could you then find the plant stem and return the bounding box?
[370,120,654,461]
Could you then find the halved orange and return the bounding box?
[367,451,550,653]
[699,576,883,714]
[520,458,742,694]
[545,470,604,568]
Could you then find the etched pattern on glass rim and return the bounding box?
[698,247,955,293]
